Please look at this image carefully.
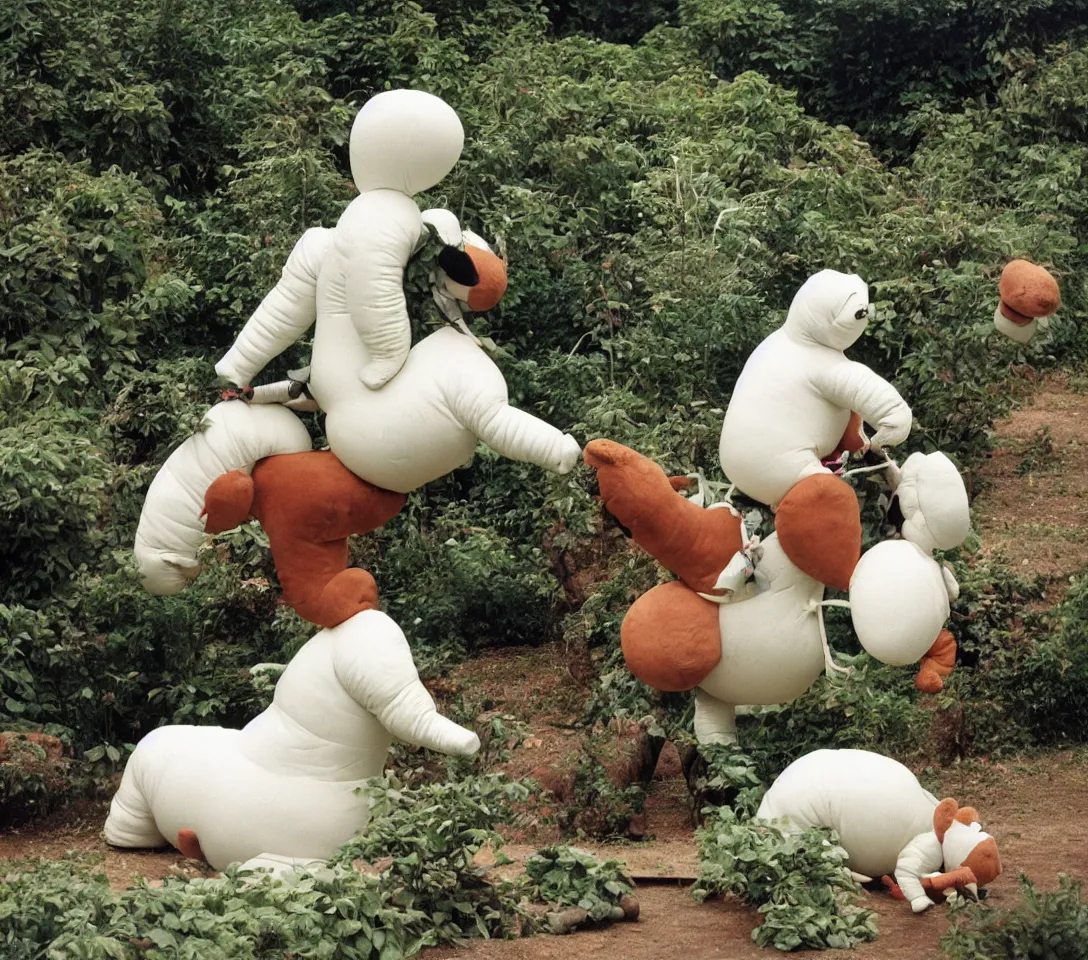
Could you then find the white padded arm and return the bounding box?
[450,379,580,475]
[337,193,422,389]
[814,359,912,450]
[895,830,944,912]
[215,228,332,387]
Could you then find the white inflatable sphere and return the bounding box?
[849,540,949,666]
[349,90,464,197]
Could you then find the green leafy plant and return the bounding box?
[523,845,637,930]
[1016,426,1059,477]
[941,874,1088,960]
[0,772,538,959]
[331,774,532,946]
[692,805,879,951]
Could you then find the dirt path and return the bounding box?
[425,752,1088,960]
[975,372,1088,587]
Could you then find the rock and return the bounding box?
[620,894,641,921]
[546,907,590,935]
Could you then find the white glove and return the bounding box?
[910,895,935,914]
[556,434,582,475]
[870,410,912,451]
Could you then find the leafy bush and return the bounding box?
[332,774,532,946]
[523,845,637,929]
[693,805,879,951]
[941,874,1088,960]
[0,734,80,829]
[0,773,534,959]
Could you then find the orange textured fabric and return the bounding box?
[203,451,405,628]
[584,439,743,595]
[915,629,956,693]
[830,411,867,458]
[921,866,977,896]
[203,470,255,533]
[774,473,861,591]
[621,580,722,692]
[466,246,508,312]
[998,260,1060,323]
[961,836,1002,888]
[176,829,205,861]
[932,798,959,843]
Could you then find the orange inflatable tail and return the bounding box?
[583,439,743,595]
[915,629,957,694]
[176,828,205,862]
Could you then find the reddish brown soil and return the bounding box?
[424,752,1088,960]
[976,372,1088,591]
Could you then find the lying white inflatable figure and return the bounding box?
[719,270,913,509]
[133,401,312,594]
[756,749,1002,913]
[104,591,480,871]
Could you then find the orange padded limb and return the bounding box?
[621,580,722,692]
[584,439,743,595]
[915,629,957,693]
[774,473,862,591]
[202,470,255,534]
[250,452,403,628]
[202,451,405,628]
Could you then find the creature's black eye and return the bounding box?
[854,307,868,320]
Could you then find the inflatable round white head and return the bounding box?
[849,540,949,666]
[894,451,970,553]
[349,90,464,196]
[784,269,871,351]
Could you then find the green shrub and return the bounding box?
[0,735,80,829]
[0,773,533,959]
[523,845,635,921]
[941,874,1088,960]
[693,805,879,951]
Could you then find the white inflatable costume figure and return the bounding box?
[719,270,913,509]
[104,599,480,872]
[689,532,962,745]
[214,90,580,494]
[618,530,965,746]
[133,401,312,595]
[216,89,464,393]
[583,438,972,745]
[756,749,1002,913]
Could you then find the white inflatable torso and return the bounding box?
[313,325,515,493]
[699,534,825,706]
[718,270,910,507]
[718,329,850,506]
[104,610,480,870]
[756,749,937,879]
[118,723,375,869]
